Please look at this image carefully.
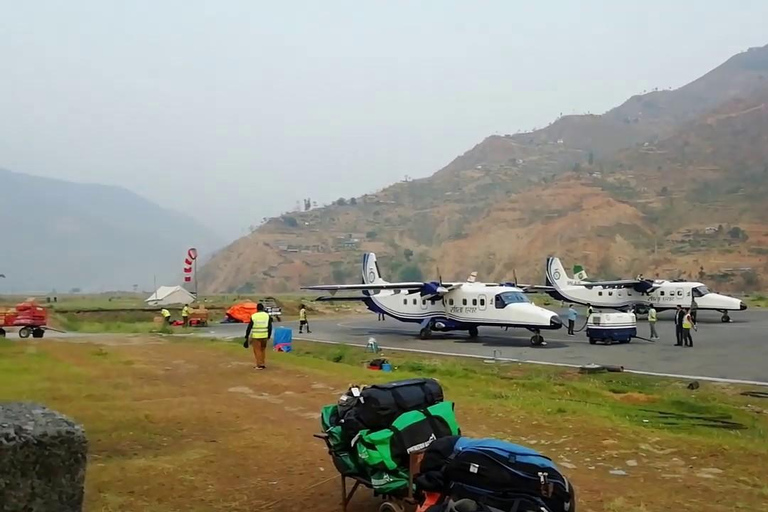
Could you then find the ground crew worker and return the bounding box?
[160,308,171,325]
[299,304,311,334]
[182,304,191,327]
[682,308,697,347]
[674,305,685,346]
[244,303,272,370]
[566,304,577,336]
[648,304,659,339]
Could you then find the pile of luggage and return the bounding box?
[416,436,576,512]
[320,378,461,495]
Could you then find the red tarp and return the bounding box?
[226,301,258,323]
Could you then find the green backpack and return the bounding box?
[355,401,460,472]
[368,468,410,495]
[320,404,364,477]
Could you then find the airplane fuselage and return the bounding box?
[365,283,562,330]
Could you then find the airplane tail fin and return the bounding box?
[546,257,575,288]
[573,264,588,281]
[362,253,387,285]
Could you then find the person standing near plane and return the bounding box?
[160,308,171,325]
[648,304,659,339]
[682,308,697,347]
[299,304,311,334]
[674,305,685,346]
[566,304,577,336]
[182,304,191,327]
[244,303,272,370]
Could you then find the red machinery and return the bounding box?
[0,300,49,338]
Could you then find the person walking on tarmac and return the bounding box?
[244,303,273,370]
[648,304,659,339]
[182,304,191,327]
[566,304,577,336]
[682,308,697,347]
[299,304,311,334]
[160,308,171,325]
[674,305,685,346]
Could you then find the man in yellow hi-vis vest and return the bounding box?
[244,303,273,369]
[160,308,171,325]
[182,304,191,327]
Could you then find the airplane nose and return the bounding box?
[740,301,748,311]
[550,316,563,329]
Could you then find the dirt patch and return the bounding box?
[615,392,659,404]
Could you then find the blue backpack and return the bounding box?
[418,437,575,512]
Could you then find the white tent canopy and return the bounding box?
[145,286,195,306]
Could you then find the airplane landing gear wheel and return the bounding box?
[419,328,432,340]
[721,313,731,323]
[468,326,479,339]
[588,338,597,345]
[18,327,31,339]
[530,333,546,346]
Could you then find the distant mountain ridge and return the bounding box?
[199,44,768,293]
[0,168,221,292]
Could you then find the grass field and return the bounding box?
[1,336,767,511]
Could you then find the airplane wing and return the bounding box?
[516,284,556,293]
[579,279,642,288]
[302,282,424,292]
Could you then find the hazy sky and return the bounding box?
[2,1,768,242]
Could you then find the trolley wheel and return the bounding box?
[379,502,405,512]
[18,327,31,339]
[32,328,45,339]
[588,337,597,345]
[0,328,6,338]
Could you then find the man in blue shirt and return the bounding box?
[567,304,577,336]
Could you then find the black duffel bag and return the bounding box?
[339,378,444,439]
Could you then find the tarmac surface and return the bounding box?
[281,308,768,384]
[5,308,767,384]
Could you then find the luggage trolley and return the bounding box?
[314,432,425,512]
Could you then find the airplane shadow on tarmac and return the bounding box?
[341,325,571,349]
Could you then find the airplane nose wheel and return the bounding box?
[530,330,546,347]
[721,312,731,323]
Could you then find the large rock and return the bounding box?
[0,403,87,511]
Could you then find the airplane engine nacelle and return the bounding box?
[421,281,442,296]
[634,281,654,293]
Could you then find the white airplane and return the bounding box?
[302,253,563,345]
[537,257,747,322]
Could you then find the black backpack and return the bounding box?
[338,378,444,440]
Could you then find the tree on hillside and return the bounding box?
[742,270,760,291]
[282,216,299,228]
[659,186,669,196]
[729,226,748,241]
[399,264,423,282]
[403,248,414,262]
[349,197,357,205]
[335,198,347,206]
[588,151,594,166]
[366,231,377,240]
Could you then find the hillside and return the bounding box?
[0,169,221,292]
[200,45,768,294]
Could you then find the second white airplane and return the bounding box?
[537,257,747,322]
[303,253,563,345]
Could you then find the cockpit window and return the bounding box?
[494,291,530,308]
[692,285,710,298]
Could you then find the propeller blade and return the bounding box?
[513,268,519,285]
